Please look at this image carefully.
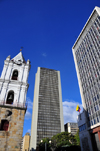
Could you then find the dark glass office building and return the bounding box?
[30,67,64,150]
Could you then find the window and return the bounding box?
[6,91,14,104]
[97,117,99,123]
[91,120,93,126]
[97,94,99,99]
[79,124,86,132]
[11,70,18,80]
[0,120,9,131]
[94,106,96,112]
[96,105,99,111]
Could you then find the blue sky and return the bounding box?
[0,0,100,136]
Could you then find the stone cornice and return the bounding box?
[0,78,29,88]
[0,104,27,112]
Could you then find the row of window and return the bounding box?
[89,116,99,126]
[75,16,100,110]
[38,120,60,124]
[37,131,58,136]
[76,31,100,80]
[38,109,60,113]
[87,104,99,116]
[75,15,100,128]
[79,124,86,132]
[75,16,100,58]
[38,117,60,121]
[39,95,58,98]
[85,94,99,108]
[37,127,60,131]
[40,77,58,81]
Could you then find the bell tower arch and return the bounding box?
[0,52,31,151]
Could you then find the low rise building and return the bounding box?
[77,111,93,151]
[64,122,78,135]
[22,132,30,151]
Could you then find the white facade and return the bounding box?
[0,52,30,107]
[72,6,100,151]
[30,67,40,151]
[64,122,78,135]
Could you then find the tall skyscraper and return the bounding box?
[30,67,64,151]
[72,6,100,151]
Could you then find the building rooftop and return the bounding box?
[72,6,100,49]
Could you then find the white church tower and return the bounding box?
[0,51,30,151]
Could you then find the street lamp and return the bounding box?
[41,140,43,143]
[41,140,47,151]
[49,140,52,151]
[41,140,51,151]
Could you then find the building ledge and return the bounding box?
[0,78,29,87]
[0,101,27,111]
[87,123,100,131]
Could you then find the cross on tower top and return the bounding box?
[20,47,24,52]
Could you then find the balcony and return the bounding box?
[0,101,27,110]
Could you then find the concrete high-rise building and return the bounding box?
[22,132,30,151]
[0,52,30,150]
[64,122,78,136]
[30,67,64,151]
[72,6,100,151]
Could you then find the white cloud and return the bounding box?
[25,97,33,120]
[42,53,47,57]
[26,97,33,109]
[27,129,31,133]
[25,110,32,119]
[63,100,83,124]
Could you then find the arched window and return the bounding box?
[0,120,9,131]
[12,70,18,80]
[6,91,14,104]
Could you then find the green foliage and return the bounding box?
[74,129,80,145]
[51,132,73,150]
[37,131,80,151]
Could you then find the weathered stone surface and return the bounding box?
[0,107,25,151]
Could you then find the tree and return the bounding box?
[51,132,73,151]
[74,129,80,145]
[37,131,80,151]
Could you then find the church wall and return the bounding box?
[5,62,13,80]
[0,52,30,151]
[23,66,29,83]
[0,83,23,104]
[0,107,25,151]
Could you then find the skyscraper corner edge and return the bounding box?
[72,6,100,51]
